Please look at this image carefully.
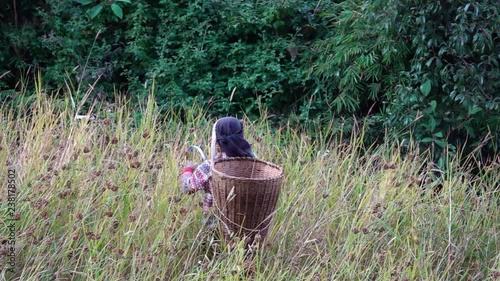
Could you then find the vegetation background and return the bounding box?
[0,0,499,280]
[1,0,499,161]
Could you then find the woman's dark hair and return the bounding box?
[215,117,254,157]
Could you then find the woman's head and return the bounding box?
[215,117,254,157]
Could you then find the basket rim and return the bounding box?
[212,157,283,181]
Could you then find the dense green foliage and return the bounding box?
[1,0,499,158]
[311,0,499,158]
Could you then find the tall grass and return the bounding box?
[0,85,499,281]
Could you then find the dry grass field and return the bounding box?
[1,88,499,280]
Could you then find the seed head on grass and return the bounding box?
[109,220,120,234]
[106,182,119,191]
[130,161,141,169]
[91,170,102,178]
[26,226,35,236]
[58,190,72,199]
[76,212,84,221]
[40,211,48,218]
[34,199,49,209]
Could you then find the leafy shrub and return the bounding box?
[1,0,322,117]
[148,0,322,116]
[396,0,500,158]
[310,0,499,159]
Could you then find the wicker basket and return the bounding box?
[211,157,283,246]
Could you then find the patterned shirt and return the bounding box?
[181,154,226,213]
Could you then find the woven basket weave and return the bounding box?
[211,157,283,245]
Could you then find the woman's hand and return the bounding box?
[182,161,198,174]
[180,161,198,194]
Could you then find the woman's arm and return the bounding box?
[180,160,211,194]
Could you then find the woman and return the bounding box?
[180,117,257,227]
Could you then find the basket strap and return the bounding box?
[210,120,218,169]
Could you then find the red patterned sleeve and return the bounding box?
[180,157,222,213]
[181,160,212,193]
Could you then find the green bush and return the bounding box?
[310,0,499,159]
[1,0,322,117]
[397,0,500,158]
